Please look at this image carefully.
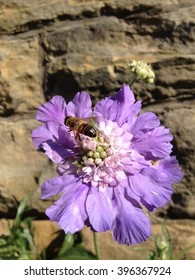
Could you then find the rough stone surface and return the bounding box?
[0,116,56,215]
[0,37,44,116]
[0,0,195,258]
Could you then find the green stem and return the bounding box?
[93,232,100,260]
[129,76,137,87]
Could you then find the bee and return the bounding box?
[64,116,97,139]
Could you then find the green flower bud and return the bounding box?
[82,156,88,161]
[93,152,100,158]
[95,158,102,165]
[96,146,104,153]
[87,151,93,157]
[100,151,107,159]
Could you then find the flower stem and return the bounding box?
[129,76,137,87]
[93,232,100,260]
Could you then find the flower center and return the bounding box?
[73,120,133,188]
[80,135,111,166]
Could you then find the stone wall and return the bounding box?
[0,0,195,223]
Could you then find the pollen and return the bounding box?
[151,191,158,195]
[151,160,159,166]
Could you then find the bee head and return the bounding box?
[64,116,71,125]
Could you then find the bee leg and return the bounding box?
[75,131,81,141]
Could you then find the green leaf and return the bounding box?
[13,191,34,230]
[0,191,43,260]
[56,233,74,258]
[173,243,195,260]
[55,244,97,260]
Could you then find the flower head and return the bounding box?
[32,85,183,245]
[127,60,155,84]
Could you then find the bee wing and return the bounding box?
[82,116,103,129]
[81,116,99,123]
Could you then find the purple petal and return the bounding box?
[32,122,66,149]
[122,150,149,175]
[126,101,142,131]
[131,112,160,137]
[132,126,173,159]
[41,174,79,199]
[56,125,76,146]
[86,187,114,232]
[32,124,51,149]
[112,188,151,245]
[42,140,77,163]
[127,157,183,210]
[112,84,135,104]
[65,91,92,118]
[57,159,78,175]
[94,97,116,121]
[94,84,139,127]
[32,122,77,162]
[127,171,172,210]
[157,156,183,184]
[45,180,89,234]
[36,96,66,124]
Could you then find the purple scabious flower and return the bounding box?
[32,84,183,245]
